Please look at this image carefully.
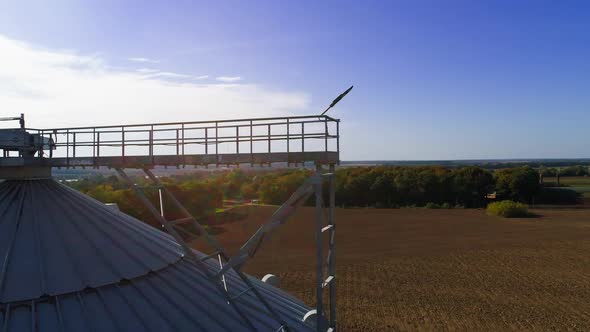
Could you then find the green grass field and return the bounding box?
[544,176,590,198]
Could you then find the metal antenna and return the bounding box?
[321,85,353,116]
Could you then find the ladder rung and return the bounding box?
[322,275,334,288]
[321,224,334,233]
[171,217,194,225]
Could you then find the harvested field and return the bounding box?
[193,206,590,331]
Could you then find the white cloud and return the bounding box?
[0,35,310,129]
[127,57,160,63]
[136,68,210,81]
[216,76,242,83]
[136,68,159,73]
[142,71,192,79]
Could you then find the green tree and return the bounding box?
[495,166,540,203]
[452,167,494,207]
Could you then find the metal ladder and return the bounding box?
[215,164,337,332]
[314,165,336,332]
[116,165,337,332]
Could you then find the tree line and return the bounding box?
[540,165,589,177]
[69,175,223,226]
[67,165,573,222]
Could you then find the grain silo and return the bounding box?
[0,107,344,331]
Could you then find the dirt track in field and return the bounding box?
[194,207,590,331]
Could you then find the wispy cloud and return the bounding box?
[216,76,242,83]
[127,57,160,63]
[136,68,159,73]
[136,68,209,81]
[0,35,309,128]
[143,71,192,79]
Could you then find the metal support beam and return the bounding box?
[216,165,338,332]
[114,168,196,259]
[117,167,290,332]
[328,163,336,330]
[314,164,325,331]
[214,178,315,278]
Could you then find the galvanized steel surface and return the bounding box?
[0,180,314,331]
[0,179,183,303]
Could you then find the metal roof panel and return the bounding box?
[0,179,315,331]
[0,179,183,303]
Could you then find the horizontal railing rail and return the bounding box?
[9,115,340,167]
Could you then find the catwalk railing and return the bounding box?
[3,115,340,168]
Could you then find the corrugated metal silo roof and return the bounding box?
[0,179,314,331]
[0,180,184,303]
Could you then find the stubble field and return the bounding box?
[194,206,590,331]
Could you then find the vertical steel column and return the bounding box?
[328,163,336,329]
[286,118,290,166]
[314,164,324,330]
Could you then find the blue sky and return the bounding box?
[0,0,589,160]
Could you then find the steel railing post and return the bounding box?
[250,120,253,166]
[72,132,76,159]
[96,132,100,160]
[149,125,154,165]
[176,129,180,157]
[66,130,70,167]
[92,128,96,162]
[122,127,125,163]
[236,126,239,155]
[215,122,219,167]
[287,118,290,166]
[181,123,185,166]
